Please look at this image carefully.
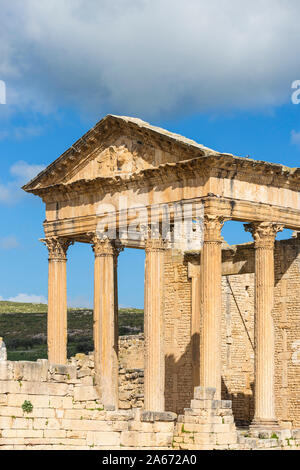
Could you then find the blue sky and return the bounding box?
[0,1,299,308]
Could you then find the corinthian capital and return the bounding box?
[244,222,284,249]
[90,235,123,258]
[203,215,225,242]
[41,237,73,261]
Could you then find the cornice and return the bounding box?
[23,154,300,204]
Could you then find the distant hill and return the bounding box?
[0,301,143,361]
[0,301,48,314]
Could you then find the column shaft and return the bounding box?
[42,238,73,364]
[188,263,201,389]
[93,238,120,409]
[245,222,283,427]
[200,215,224,400]
[144,238,165,411]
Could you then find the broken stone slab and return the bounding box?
[141,411,177,423]
[140,411,177,423]
[0,337,7,362]
[13,361,48,382]
[48,364,76,378]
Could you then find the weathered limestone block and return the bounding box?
[0,416,13,428]
[86,431,121,447]
[0,394,7,405]
[193,386,216,400]
[49,364,76,378]
[0,362,13,380]
[0,380,69,396]
[73,385,99,402]
[77,368,92,379]
[44,430,67,438]
[193,433,217,446]
[66,430,88,439]
[141,411,177,422]
[6,393,50,408]
[153,422,175,433]
[33,418,61,430]
[104,410,134,421]
[2,429,44,438]
[80,376,93,386]
[13,361,48,382]
[128,421,154,432]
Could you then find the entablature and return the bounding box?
[43,196,300,241]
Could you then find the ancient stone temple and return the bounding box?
[0,114,300,450]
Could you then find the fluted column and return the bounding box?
[41,237,73,364]
[188,262,201,389]
[144,236,165,411]
[245,222,283,428]
[200,215,224,400]
[92,237,121,409]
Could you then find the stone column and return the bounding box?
[144,236,165,412]
[200,215,224,400]
[92,237,121,409]
[41,237,73,364]
[244,222,283,428]
[188,262,201,389]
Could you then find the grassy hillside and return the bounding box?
[0,301,143,361]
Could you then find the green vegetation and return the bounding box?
[0,301,143,361]
[22,400,33,413]
[0,301,48,314]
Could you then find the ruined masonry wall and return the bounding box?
[0,360,174,450]
[1,361,299,450]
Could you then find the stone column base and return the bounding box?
[250,419,280,431]
[173,386,238,450]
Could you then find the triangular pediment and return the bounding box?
[22,114,219,193]
[62,136,157,185]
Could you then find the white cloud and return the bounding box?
[7,293,47,304]
[10,160,45,182]
[0,235,20,250]
[0,183,12,203]
[0,125,44,141]
[0,160,45,205]
[0,1,300,118]
[291,130,300,147]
